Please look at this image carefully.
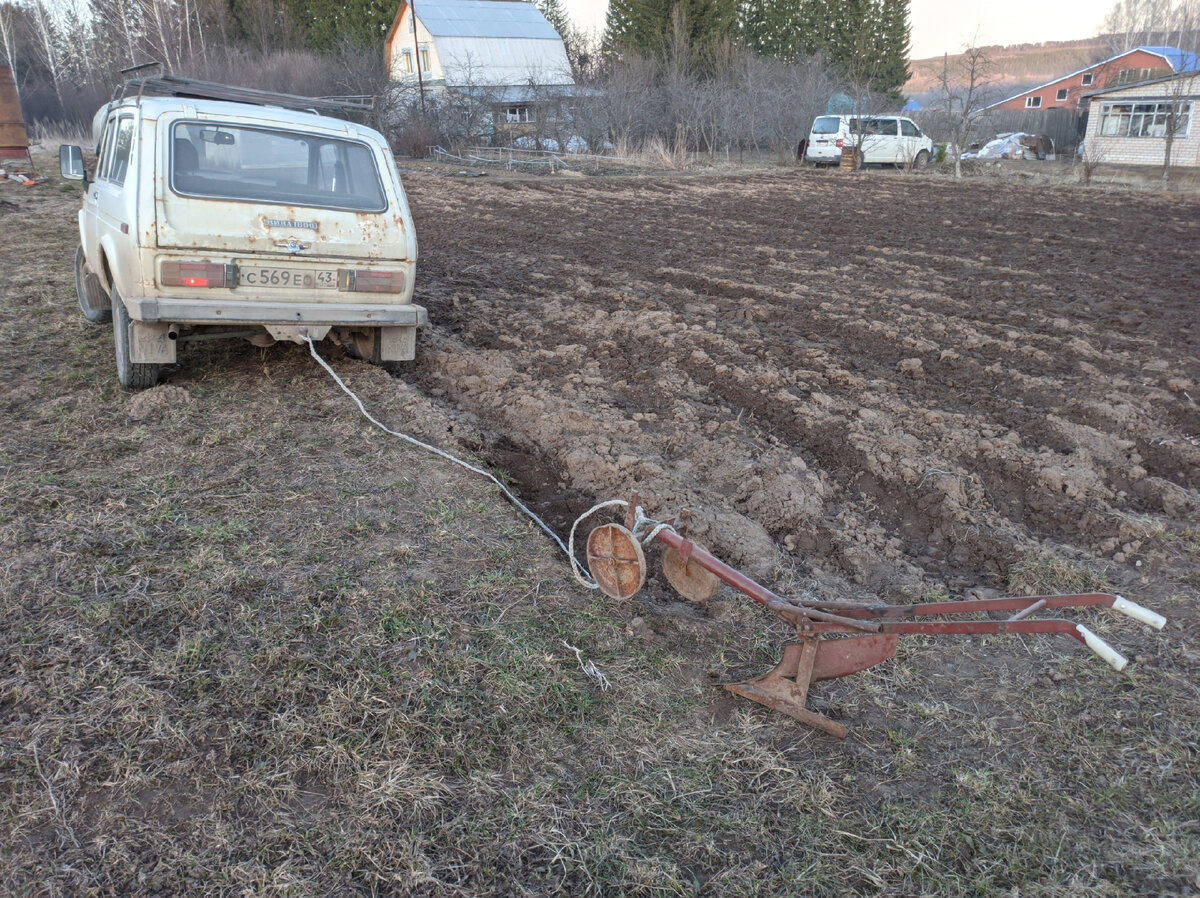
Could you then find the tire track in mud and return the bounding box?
[404,171,1200,595]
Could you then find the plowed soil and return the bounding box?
[407,171,1200,600]
[4,164,1199,896]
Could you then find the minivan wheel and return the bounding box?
[913,149,930,170]
[112,287,161,390]
[75,245,112,324]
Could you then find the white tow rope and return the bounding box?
[307,337,681,592]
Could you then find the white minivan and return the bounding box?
[805,115,933,168]
[60,75,426,389]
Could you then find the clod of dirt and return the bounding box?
[127,384,193,420]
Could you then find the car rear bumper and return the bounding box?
[129,296,429,327]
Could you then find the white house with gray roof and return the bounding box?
[385,0,574,90]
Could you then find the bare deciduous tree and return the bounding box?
[936,43,997,179]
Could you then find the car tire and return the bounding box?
[346,328,383,365]
[75,245,111,324]
[913,150,930,170]
[112,286,161,390]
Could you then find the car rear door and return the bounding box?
[155,118,409,261]
[899,119,920,163]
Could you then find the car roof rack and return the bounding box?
[112,74,374,119]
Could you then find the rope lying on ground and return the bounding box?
[307,337,678,592]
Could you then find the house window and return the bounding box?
[1081,72,1094,86]
[1025,96,1042,108]
[1117,67,1167,84]
[402,50,413,74]
[420,47,430,70]
[1099,101,1192,137]
[1056,88,1068,101]
[506,106,533,124]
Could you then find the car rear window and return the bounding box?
[171,122,387,212]
[812,116,841,134]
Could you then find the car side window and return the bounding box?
[106,116,135,186]
[96,117,119,181]
[900,120,918,137]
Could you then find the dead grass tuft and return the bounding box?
[1007,551,1111,595]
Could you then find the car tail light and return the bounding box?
[337,269,406,293]
[161,261,235,288]
[836,138,844,148]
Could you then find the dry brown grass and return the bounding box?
[0,154,1197,896]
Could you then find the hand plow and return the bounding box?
[579,493,1167,738]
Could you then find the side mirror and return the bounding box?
[60,145,87,183]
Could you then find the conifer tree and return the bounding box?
[606,0,739,60]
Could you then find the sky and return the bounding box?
[557,0,1112,59]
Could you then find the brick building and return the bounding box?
[1081,73,1200,167]
[989,47,1199,112]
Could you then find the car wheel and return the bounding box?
[346,328,384,365]
[112,287,161,390]
[913,150,930,170]
[75,245,111,324]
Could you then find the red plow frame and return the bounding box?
[584,494,1167,738]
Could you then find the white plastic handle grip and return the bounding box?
[1112,595,1166,630]
[1077,625,1128,671]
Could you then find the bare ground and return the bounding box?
[1,163,1198,896]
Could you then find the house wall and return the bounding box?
[384,1,573,89]
[993,49,1175,111]
[1083,81,1200,167]
[386,7,443,83]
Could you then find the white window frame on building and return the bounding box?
[1098,100,1193,138]
[401,49,413,74]
[420,47,430,70]
[505,106,534,124]
[1056,88,1068,101]
[1081,73,1094,86]
[1025,96,1042,108]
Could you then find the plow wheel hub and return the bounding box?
[586,523,647,600]
[662,544,720,603]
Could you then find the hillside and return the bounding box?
[906,37,1110,98]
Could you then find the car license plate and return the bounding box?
[241,267,336,288]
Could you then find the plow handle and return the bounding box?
[1112,596,1166,630]
[1076,625,1129,671]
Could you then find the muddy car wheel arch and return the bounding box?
[75,245,112,325]
[112,288,161,390]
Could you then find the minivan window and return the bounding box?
[812,116,841,134]
[171,122,387,212]
[851,118,898,136]
[900,119,919,137]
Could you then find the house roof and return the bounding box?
[412,0,563,40]
[1138,46,1200,73]
[1082,70,1200,99]
[987,45,1200,109]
